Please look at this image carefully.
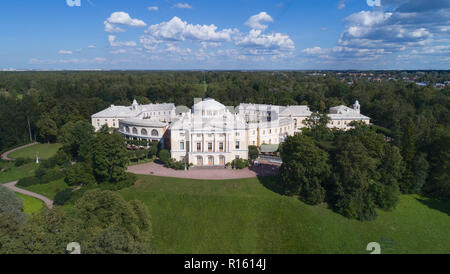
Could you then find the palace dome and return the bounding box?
[193,98,227,116]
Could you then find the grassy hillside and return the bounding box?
[22,179,68,200]
[16,193,44,215]
[0,162,37,184]
[8,143,62,160]
[119,175,450,254]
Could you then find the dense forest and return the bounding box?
[0,71,449,201]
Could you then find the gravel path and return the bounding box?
[3,181,54,209]
[128,162,280,180]
[1,142,39,161]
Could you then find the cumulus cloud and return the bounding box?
[235,29,295,52]
[303,0,450,66]
[173,3,192,9]
[245,12,274,30]
[108,35,137,47]
[104,12,146,33]
[143,16,237,43]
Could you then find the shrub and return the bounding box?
[159,149,171,165]
[231,158,250,169]
[248,146,259,161]
[54,188,74,206]
[166,159,185,170]
[40,169,65,183]
[98,173,137,191]
[14,157,32,167]
[17,176,40,187]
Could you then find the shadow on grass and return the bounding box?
[256,175,285,195]
[416,197,450,216]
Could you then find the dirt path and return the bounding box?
[127,162,280,180]
[3,181,53,209]
[1,142,39,161]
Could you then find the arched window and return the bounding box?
[141,129,148,136]
[126,126,130,133]
[197,156,203,166]
[151,129,159,137]
[132,127,138,135]
[208,156,214,166]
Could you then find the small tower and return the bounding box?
[132,99,138,110]
[353,100,360,114]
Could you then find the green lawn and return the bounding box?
[16,193,44,215]
[22,179,69,200]
[8,143,62,160]
[119,175,450,254]
[0,162,37,184]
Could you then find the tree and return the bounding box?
[248,145,259,161]
[92,132,129,183]
[60,121,95,162]
[36,113,57,143]
[332,137,378,221]
[302,112,332,141]
[423,129,450,198]
[0,185,25,224]
[65,163,96,186]
[280,135,330,204]
[75,189,152,253]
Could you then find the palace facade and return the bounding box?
[91,98,370,166]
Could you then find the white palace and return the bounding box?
[92,98,370,166]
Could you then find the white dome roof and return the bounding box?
[193,98,226,112]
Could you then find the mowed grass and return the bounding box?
[119,175,450,254]
[8,143,62,160]
[0,162,37,184]
[22,179,69,199]
[16,193,44,215]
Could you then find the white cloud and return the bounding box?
[104,12,146,33]
[88,45,96,49]
[94,57,107,62]
[245,12,274,30]
[143,16,237,43]
[201,42,222,49]
[173,3,192,9]
[235,29,295,51]
[108,35,137,47]
[148,6,159,11]
[58,50,73,55]
[302,46,326,55]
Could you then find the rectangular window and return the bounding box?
[180,142,185,150]
[197,142,201,152]
[235,141,240,150]
[208,142,212,152]
[219,142,224,152]
[236,132,240,137]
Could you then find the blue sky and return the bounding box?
[0,0,449,70]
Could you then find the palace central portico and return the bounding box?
[169,98,248,166]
